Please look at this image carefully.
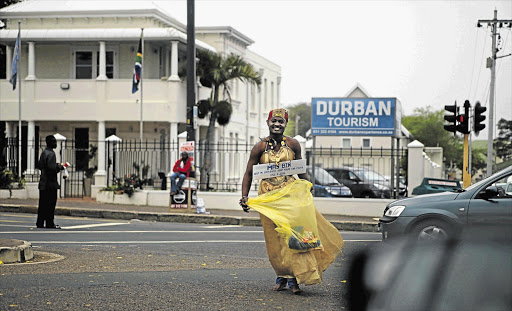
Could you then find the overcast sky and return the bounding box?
[158,0,511,137]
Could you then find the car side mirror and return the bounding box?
[477,186,499,199]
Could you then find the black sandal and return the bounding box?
[290,285,303,295]
[272,281,287,291]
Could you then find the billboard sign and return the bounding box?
[311,98,401,137]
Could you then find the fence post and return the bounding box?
[407,140,424,193]
[54,133,66,197]
[106,135,122,186]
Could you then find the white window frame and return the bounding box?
[71,45,119,79]
[342,138,352,148]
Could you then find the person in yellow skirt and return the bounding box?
[240,108,344,294]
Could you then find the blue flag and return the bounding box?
[132,37,142,94]
[10,30,20,90]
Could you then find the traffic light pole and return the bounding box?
[463,134,471,188]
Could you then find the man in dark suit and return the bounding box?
[36,135,64,229]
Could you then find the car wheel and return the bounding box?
[413,219,451,241]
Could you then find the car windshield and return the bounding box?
[355,170,386,182]
[310,167,340,186]
[464,167,512,192]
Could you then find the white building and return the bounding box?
[0,0,280,190]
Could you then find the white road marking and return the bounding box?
[202,225,243,228]
[61,223,128,230]
[0,230,264,234]
[34,240,267,244]
[31,240,380,244]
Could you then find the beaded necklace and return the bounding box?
[267,136,287,166]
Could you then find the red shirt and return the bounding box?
[173,158,192,174]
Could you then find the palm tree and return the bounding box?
[195,49,262,190]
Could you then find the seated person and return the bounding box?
[170,152,192,195]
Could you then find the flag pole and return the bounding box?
[140,28,144,144]
[17,21,22,177]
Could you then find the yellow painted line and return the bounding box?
[0,220,26,223]
[0,214,35,218]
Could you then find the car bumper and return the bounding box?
[379,216,415,240]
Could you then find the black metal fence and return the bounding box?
[2,137,407,197]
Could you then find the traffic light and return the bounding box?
[473,101,487,135]
[456,100,471,134]
[443,102,458,134]
[456,114,470,134]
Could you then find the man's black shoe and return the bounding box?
[46,225,61,229]
[36,225,45,228]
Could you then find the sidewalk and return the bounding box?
[0,197,379,232]
[0,197,379,263]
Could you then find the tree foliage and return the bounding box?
[194,49,261,190]
[283,102,312,137]
[1,0,21,10]
[196,49,261,127]
[402,106,488,173]
[495,118,512,161]
[402,107,462,167]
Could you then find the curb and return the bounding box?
[0,239,34,264]
[0,204,378,232]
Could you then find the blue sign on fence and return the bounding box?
[311,98,401,137]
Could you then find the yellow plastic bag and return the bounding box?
[247,179,322,252]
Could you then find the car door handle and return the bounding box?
[459,208,465,212]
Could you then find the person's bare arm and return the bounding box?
[287,137,310,181]
[240,141,265,212]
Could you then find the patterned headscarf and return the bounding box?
[267,108,289,122]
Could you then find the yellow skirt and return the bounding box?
[254,178,344,285]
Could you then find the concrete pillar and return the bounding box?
[294,135,307,160]
[164,46,170,77]
[168,41,180,81]
[94,121,107,186]
[105,135,122,183]
[25,121,36,175]
[6,45,12,80]
[407,140,424,193]
[169,122,178,144]
[26,42,36,80]
[97,41,108,80]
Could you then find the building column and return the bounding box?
[25,120,36,175]
[94,121,107,185]
[25,42,36,80]
[164,46,170,77]
[407,140,425,194]
[5,45,12,80]
[97,41,108,80]
[168,41,180,81]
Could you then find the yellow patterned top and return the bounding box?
[258,138,296,192]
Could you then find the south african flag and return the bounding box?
[132,37,142,94]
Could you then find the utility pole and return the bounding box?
[478,10,512,176]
